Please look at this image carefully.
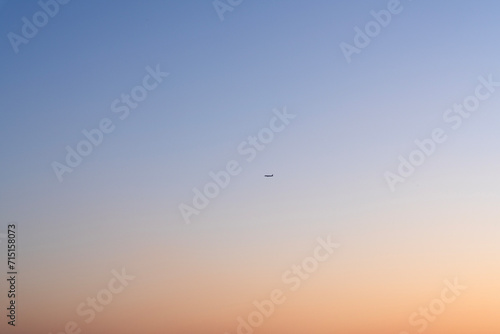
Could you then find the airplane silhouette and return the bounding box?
[264,174,274,177]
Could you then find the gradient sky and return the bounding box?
[1,0,500,333]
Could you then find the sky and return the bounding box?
[1,0,500,333]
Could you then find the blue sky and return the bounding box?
[2,0,500,252]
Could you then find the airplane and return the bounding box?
[264,174,274,177]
